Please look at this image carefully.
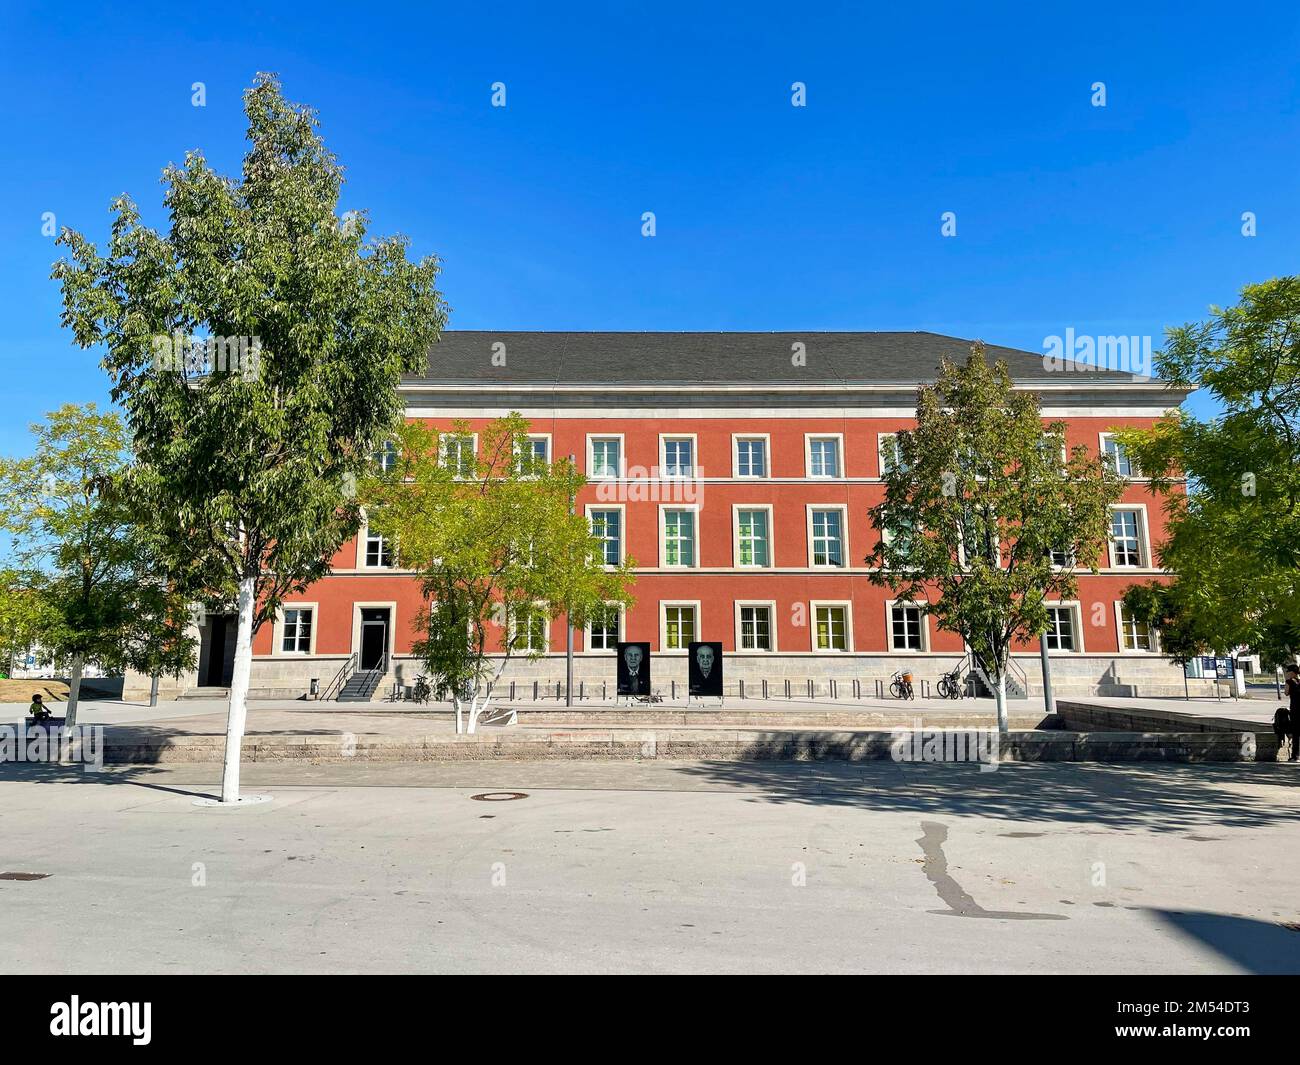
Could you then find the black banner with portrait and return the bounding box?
[687,641,723,697]
[616,641,651,696]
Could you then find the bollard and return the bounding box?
[739,679,746,699]
[785,679,791,699]
[831,678,837,699]
[533,680,539,701]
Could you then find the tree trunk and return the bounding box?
[64,653,84,728]
[994,670,1008,734]
[219,576,256,804]
[452,692,463,734]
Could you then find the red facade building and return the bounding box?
[139,332,1189,701]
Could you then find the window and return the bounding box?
[1102,435,1135,477]
[808,436,841,478]
[814,605,848,651]
[663,437,694,477]
[1044,606,1077,651]
[590,509,622,566]
[281,607,313,653]
[735,437,768,478]
[663,509,696,567]
[739,605,772,651]
[1119,605,1154,651]
[440,434,476,478]
[590,437,621,479]
[588,604,620,650]
[512,607,547,653]
[664,605,696,649]
[890,604,924,651]
[736,508,770,567]
[1049,547,1074,568]
[373,440,398,473]
[882,513,918,562]
[517,435,549,474]
[364,529,393,568]
[1110,509,1143,567]
[810,508,845,567]
[879,434,909,476]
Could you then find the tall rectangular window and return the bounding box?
[808,437,841,478]
[588,605,620,651]
[441,435,476,478]
[281,607,313,653]
[736,438,767,477]
[517,436,549,474]
[591,438,621,478]
[373,440,398,473]
[590,509,622,566]
[664,605,696,649]
[1103,437,1134,477]
[513,607,546,653]
[1044,606,1076,651]
[739,605,772,651]
[663,438,694,477]
[879,434,909,476]
[663,509,696,567]
[365,530,393,568]
[1119,606,1154,651]
[737,509,770,566]
[810,508,844,566]
[890,605,923,650]
[815,606,848,651]
[1110,509,1143,567]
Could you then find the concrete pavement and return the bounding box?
[1,758,1298,973]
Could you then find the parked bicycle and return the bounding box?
[411,674,432,704]
[936,667,964,700]
[889,669,915,700]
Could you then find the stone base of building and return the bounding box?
[125,652,1191,703]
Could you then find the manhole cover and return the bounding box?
[470,792,529,802]
[0,872,50,881]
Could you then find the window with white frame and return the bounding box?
[588,604,620,650]
[664,605,696,649]
[879,433,909,476]
[735,437,767,477]
[738,605,772,651]
[1044,605,1077,651]
[517,435,549,474]
[663,509,696,567]
[1102,435,1136,477]
[440,434,476,478]
[373,440,398,473]
[281,607,313,653]
[808,436,841,478]
[364,528,393,568]
[663,437,694,477]
[512,606,547,653]
[1110,509,1144,567]
[736,508,770,566]
[890,604,924,650]
[810,508,844,566]
[590,437,621,479]
[1119,605,1155,651]
[590,509,622,566]
[1049,547,1074,568]
[814,605,848,651]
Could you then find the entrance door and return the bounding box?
[201,614,237,687]
[359,608,390,671]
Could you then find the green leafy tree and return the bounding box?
[1115,277,1300,668]
[364,414,635,733]
[867,345,1124,732]
[0,568,61,677]
[52,75,446,799]
[0,404,196,723]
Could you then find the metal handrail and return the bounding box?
[320,653,357,702]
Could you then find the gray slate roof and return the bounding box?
[415,331,1145,386]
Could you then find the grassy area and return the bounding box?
[0,678,69,702]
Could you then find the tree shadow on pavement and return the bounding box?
[666,759,1300,832]
[1151,910,1300,974]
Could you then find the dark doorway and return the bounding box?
[360,608,390,671]
[200,614,237,687]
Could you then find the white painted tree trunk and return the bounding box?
[994,670,1009,734]
[452,693,464,734]
[219,577,256,804]
[64,654,84,727]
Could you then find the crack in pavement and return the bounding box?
[917,821,1067,920]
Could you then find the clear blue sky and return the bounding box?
[3,0,1297,453]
